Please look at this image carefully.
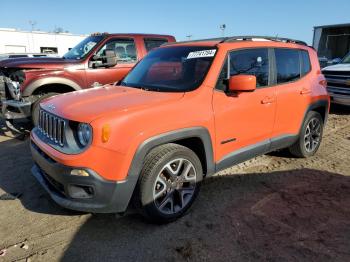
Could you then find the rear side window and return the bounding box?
[144,38,169,52]
[301,50,311,76]
[275,49,300,84]
[229,48,269,87]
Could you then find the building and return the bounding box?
[313,23,350,60]
[0,28,87,56]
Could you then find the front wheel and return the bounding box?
[135,143,203,223]
[31,93,58,126]
[289,111,324,158]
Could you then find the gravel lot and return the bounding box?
[0,105,349,262]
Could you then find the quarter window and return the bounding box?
[144,38,169,52]
[229,49,269,87]
[301,50,311,76]
[275,49,300,84]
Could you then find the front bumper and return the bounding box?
[0,99,32,119]
[329,92,350,106]
[30,141,136,213]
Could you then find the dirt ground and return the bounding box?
[0,105,349,262]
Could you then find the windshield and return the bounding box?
[63,35,104,60]
[342,52,350,63]
[120,46,217,92]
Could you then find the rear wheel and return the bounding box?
[289,111,324,158]
[31,93,58,126]
[135,143,203,223]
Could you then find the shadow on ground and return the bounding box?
[0,137,79,216]
[329,103,350,115]
[58,169,350,262]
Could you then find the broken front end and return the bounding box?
[0,69,32,120]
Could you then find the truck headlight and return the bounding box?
[7,81,21,100]
[77,123,92,147]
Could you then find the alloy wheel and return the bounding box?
[304,117,321,153]
[153,158,197,215]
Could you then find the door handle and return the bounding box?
[261,96,275,104]
[300,88,311,95]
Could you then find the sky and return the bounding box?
[0,0,349,44]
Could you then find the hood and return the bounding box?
[323,63,350,72]
[41,85,185,123]
[0,57,80,70]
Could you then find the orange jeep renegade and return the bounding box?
[30,36,329,223]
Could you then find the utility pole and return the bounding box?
[220,24,226,37]
[28,20,36,31]
[28,20,37,53]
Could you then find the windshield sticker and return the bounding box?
[187,49,216,59]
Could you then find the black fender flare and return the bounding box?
[116,127,215,212]
[299,99,329,133]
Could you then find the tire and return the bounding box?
[289,111,324,158]
[31,93,58,126]
[134,143,203,223]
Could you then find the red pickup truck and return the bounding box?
[0,33,175,128]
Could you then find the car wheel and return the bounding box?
[32,93,58,126]
[289,111,324,158]
[135,143,203,223]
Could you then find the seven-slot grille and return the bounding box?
[323,70,350,97]
[38,109,66,146]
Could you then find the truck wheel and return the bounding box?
[289,111,324,158]
[32,93,58,126]
[135,143,203,223]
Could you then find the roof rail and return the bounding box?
[164,35,308,46]
[163,37,226,46]
[221,35,308,46]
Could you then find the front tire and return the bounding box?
[135,143,203,223]
[289,111,324,158]
[31,93,58,126]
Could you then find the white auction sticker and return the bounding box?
[187,49,216,59]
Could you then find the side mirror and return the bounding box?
[90,49,117,68]
[228,75,256,92]
[103,49,117,67]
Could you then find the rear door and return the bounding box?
[271,48,312,141]
[85,38,139,88]
[213,48,277,165]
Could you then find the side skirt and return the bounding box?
[214,134,298,173]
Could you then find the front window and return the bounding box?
[63,35,105,60]
[95,38,137,63]
[121,46,216,92]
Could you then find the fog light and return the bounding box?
[70,169,90,177]
[68,185,94,199]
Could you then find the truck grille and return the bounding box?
[38,109,66,146]
[323,70,350,96]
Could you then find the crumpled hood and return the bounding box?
[323,63,350,72]
[0,57,80,70]
[41,85,185,123]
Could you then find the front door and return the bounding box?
[85,38,139,88]
[213,48,276,166]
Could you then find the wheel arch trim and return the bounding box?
[23,77,82,96]
[117,127,215,212]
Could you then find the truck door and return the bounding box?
[85,38,139,88]
[213,48,276,166]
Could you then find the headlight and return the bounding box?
[7,81,21,100]
[77,123,92,147]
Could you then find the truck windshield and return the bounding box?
[120,46,217,92]
[63,35,104,60]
